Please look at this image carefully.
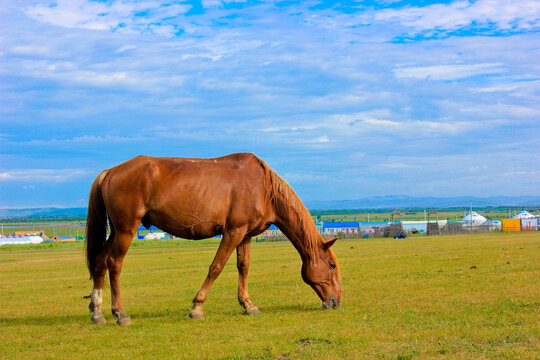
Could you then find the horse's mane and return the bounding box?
[256,156,320,254]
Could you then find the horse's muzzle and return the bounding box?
[322,296,341,309]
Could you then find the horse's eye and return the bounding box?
[329,263,336,270]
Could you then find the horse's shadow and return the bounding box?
[261,303,320,314]
[0,313,89,327]
[0,303,324,326]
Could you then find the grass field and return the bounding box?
[1,232,539,359]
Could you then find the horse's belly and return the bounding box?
[146,212,223,240]
[170,222,222,240]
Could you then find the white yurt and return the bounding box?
[461,211,487,225]
[512,210,536,219]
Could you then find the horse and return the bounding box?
[85,153,341,325]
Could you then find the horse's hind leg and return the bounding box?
[190,226,247,319]
[236,237,261,315]
[89,235,115,324]
[108,229,135,325]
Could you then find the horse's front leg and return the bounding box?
[189,227,246,319]
[236,237,261,315]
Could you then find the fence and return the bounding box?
[3,217,536,243]
[1,224,86,239]
[521,218,538,231]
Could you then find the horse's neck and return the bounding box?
[274,203,319,262]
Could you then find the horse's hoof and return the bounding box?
[91,313,107,325]
[113,311,132,326]
[189,309,204,320]
[244,305,261,316]
[117,316,132,326]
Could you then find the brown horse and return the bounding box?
[85,153,341,325]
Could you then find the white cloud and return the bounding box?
[381,163,415,169]
[459,103,540,118]
[324,111,476,135]
[260,122,322,132]
[0,169,91,182]
[393,63,505,80]
[471,80,540,93]
[301,136,330,144]
[11,44,56,56]
[255,102,518,146]
[17,135,142,146]
[373,0,540,35]
[25,0,191,36]
[116,45,136,53]
[12,58,186,90]
[282,173,331,182]
[1,0,539,204]
[201,0,222,8]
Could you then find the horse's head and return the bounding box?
[301,236,342,309]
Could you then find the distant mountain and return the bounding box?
[305,195,540,210]
[1,195,539,217]
[0,207,87,218]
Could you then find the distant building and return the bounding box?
[501,219,521,232]
[13,231,40,236]
[262,224,281,236]
[12,230,48,240]
[314,221,324,233]
[137,225,172,239]
[322,222,359,234]
[1,235,44,245]
[512,211,536,219]
[461,211,487,226]
[359,222,387,233]
[52,235,76,242]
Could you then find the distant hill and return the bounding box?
[304,195,540,210]
[0,207,87,218]
[1,196,539,218]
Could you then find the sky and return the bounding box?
[0,0,539,208]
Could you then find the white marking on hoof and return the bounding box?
[91,311,107,324]
[91,289,103,311]
[90,289,105,323]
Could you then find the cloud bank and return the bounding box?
[0,0,539,207]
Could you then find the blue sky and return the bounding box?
[1,0,539,208]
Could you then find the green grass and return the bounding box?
[1,232,539,359]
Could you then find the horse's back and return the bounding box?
[101,153,273,238]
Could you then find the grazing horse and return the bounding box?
[85,153,341,325]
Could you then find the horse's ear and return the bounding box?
[322,236,338,250]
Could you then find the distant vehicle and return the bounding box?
[394,231,407,239]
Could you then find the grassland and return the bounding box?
[1,232,539,359]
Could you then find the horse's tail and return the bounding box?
[85,170,109,280]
